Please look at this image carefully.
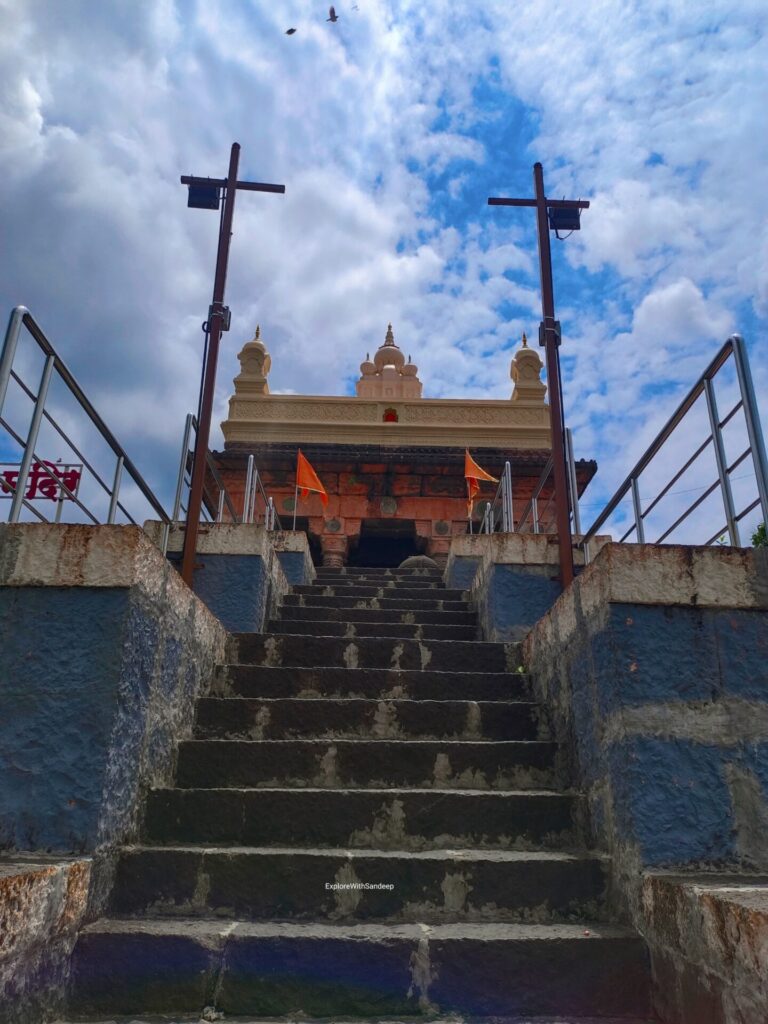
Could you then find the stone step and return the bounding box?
[212,665,529,701]
[276,605,477,625]
[283,592,470,611]
[69,918,652,1018]
[269,619,479,641]
[143,788,579,849]
[293,583,466,599]
[228,633,520,672]
[110,846,608,923]
[176,739,558,790]
[315,567,443,579]
[193,698,545,742]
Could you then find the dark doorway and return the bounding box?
[349,519,422,568]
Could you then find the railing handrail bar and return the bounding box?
[581,336,739,544]
[3,307,170,523]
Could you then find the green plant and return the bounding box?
[753,522,767,548]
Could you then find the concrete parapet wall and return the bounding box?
[146,522,292,632]
[0,524,227,855]
[447,533,608,641]
[521,543,768,1021]
[0,859,91,1023]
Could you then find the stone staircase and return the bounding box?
[67,565,655,1021]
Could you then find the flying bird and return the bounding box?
[285,27,297,34]
[327,6,339,21]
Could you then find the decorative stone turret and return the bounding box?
[510,332,547,402]
[233,326,271,396]
[356,324,423,400]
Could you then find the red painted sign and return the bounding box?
[0,461,83,501]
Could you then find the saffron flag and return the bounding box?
[465,449,498,516]
[296,449,328,506]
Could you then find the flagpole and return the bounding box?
[292,485,298,531]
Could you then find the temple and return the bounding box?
[216,323,596,566]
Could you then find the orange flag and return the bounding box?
[296,449,328,507]
[464,449,498,516]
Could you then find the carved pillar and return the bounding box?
[320,534,349,568]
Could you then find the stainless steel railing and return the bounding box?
[577,334,768,555]
[163,414,281,553]
[0,306,171,528]
[480,461,513,534]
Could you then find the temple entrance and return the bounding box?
[349,519,423,568]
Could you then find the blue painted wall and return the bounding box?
[277,551,311,586]
[191,554,267,633]
[477,564,563,641]
[446,556,480,590]
[0,583,222,854]
[0,588,128,852]
[547,601,768,868]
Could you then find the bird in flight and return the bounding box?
[327,6,339,22]
[285,27,297,34]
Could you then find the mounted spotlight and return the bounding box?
[187,181,220,210]
[548,205,581,232]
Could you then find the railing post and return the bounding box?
[0,307,27,418]
[630,477,645,543]
[243,455,254,523]
[107,456,124,524]
[216,490,225,523]
[502,461,513,532]
[732,335,768,526]
[9,354,55,522]
[704,377,740,546]
[532,497,539,534]
[163,413,195,555]
[251,469,259,525]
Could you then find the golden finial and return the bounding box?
[385,323,394,345]
[255,325,260,340]
[522,331,528,348]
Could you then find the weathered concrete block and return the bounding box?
[147,522,291,632]
[643,874,768,1024]
[0,860,90,1024]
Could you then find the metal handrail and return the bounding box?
[517,456,554,534]
[578,334,768,554]
[164,416,281,552]
[0,306,171,527]
[480,461,513,533]
[242,454,282,529]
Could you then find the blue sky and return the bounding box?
[1,0,766,540]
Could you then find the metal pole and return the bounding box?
[181,143,241,584]
[532,497,539,534]
[704,377,741,546]
[732,335,768,525]
[216,490,225,523]
[533,163,574,585]
[9,354,55,522]
[107,455,124,525]
[251,469,259,525]
[243,454,254,523]
[630,477,645,543]
[292,485,299,531]
[0,306,28,418]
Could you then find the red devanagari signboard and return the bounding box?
[0,461,83,501]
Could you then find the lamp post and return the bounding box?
[179,143,285,586]
[488,163,589,587]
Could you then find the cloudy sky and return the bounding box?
[1,0,766,541]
